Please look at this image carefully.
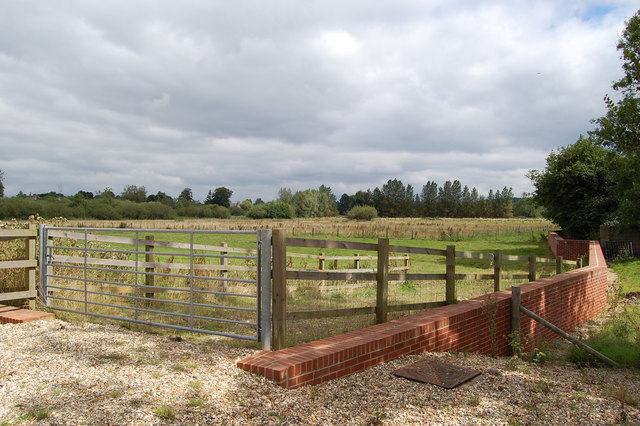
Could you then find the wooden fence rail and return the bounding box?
[271,229,578,350]
[0,225,37,308]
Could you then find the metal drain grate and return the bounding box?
[391,358,481,389]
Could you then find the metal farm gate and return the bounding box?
[39,226,271,349]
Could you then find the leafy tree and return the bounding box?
[528,136,619,239]
[147,191,174,207]
[177,188,194,206]
[317,185,339,216]
[75,190,94,200]
[120,185,147,203]
[590,9,640,226]
[420,181,438,217]
[338,193,355,215]
[353,190,373,206]
[277,188,293,204]
[204,190,214,204]
[96,187,115,206]
[438,180,461,217]
[254,198,265,205]
[292,189,318,217]
[377,179,414,217]
[238,199,253,211]
[0,169,4,198]
[513,193,544,218]
[203,187,233,207]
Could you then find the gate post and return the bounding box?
[38,225,49,306]
[376,238,389,324]
[257,230,272,350]
[26,224,37,309]
[446,245,456,304]
[272,229,287,350]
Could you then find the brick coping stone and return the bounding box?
[0,305,55,324]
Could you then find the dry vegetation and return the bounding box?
[66,217,553,240]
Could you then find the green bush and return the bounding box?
[208,205,230,219]
[141,202,176,219]
[229,206,245,216]
[247,204,268,219]
[86,200,119,220]
[265,201,294,219]
[347,205,378,221]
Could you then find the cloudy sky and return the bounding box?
[0,1,637,202]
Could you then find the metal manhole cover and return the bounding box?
[391,358,481,389]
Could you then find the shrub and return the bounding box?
[229,206,245,216]
[208,205,230,219]
[265,201,294,219]
[347,205,378,221]
[141,202,176,220]
[247,204,268,219]
[86,200,119,220]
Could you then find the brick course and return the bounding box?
[238,238,608,389]
[547,231,590,261]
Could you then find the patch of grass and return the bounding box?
[612,258,640,293]
[568,305,640,367]
[171,364,187,372]
[606,386,639,407]
[108,390,123,398]
[187,397,205,407]
[188,380,202,389]
[399,281,417,293]
[466,394,481,406]
[154,405,175,420]
[100,352,128,361]
[17,407,50,421]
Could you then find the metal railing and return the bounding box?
[39,226,271,349]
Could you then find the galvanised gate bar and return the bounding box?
[39,226,271,349]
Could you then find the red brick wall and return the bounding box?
[238,241,609,388]
[548,231,590,261]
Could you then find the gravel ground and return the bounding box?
[1,316,639,425]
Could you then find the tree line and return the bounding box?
[0,172,539,220]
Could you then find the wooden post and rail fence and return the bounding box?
[270,229,577,350]
[0,224,37,308]
[2,226,588,354]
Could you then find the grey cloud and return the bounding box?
[0,0,638,202]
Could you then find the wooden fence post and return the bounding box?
[26,224,36,309]
[446,245,456,304]
[354,253,360,270]
[556,256,563,275]
[376,238,389,324]
[493,249,501,292]
[272,229,287,350]
[220,242,228,292]
[403,254,410,273]
[528,254,537,282]
[144,236,155,299]
[319,252,325,287]
[511,286,521,357]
